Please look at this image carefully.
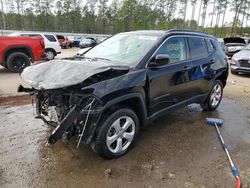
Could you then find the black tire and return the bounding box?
[91,108,139,159]
[45,49,55,60]
[231,70,238,75]
[6,52,30,73]
[201,80,223,111]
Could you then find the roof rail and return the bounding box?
[168,29,209,35]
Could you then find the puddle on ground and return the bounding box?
[0,97,249,187]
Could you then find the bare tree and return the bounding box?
[240,0,248,30]
[191,0,197,21]
[210,0,216,27]
[231,0,244,35]
[0,0,6,29]
[197,0,203,26]
[221,0,228,28]
[201,0,209,28]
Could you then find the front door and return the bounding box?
[147,36,194,116]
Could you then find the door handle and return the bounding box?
[182,65,192,71]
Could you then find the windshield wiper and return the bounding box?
[74,56,111,62]
[92,57,111,61]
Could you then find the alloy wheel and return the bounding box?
[106,116,135,154]
[46,51,54,60]
[210,84,222,107]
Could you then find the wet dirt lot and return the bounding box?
[0,51,250,187]
[0,76,250,188]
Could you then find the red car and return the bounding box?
[0,36,46,72]
[56,35,74,49]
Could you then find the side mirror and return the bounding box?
[149,54,170,67]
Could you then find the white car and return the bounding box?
[9,33,62,60]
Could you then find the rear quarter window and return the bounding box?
[206,39,215,53]
[188,37,208,59]
[44,35,57,42]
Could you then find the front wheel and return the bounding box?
[91,108,139,159]
[201,80,223,111]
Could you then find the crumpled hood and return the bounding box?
[21,59,129,90]
[233,49,250,60]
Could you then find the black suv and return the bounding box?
[19,30,228,159]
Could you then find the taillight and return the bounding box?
[40,38,45,49]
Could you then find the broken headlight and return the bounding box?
[231,58,238,65]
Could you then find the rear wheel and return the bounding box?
[201,80,223,111]
[91,108,139,159]
[6,52,30,73]
[45,49,55,60]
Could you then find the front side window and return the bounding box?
[188,37,208,59]
[155,37,187,64]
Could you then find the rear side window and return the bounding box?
[44,35,57,42]
[206,39,214,53]
[188,37,208,59]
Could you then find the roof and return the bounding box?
[121,29,214,38]
[167,29,215,38]
[121,30,166,37]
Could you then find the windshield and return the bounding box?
[83,33,160,66]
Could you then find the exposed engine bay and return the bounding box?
[18,59,129,147]
[18,85,103,146]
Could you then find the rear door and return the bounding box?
[147,36,194,115]
[187,37,215,95]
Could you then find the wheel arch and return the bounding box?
[215,72,228,87]
[45,48,56,55]
[3,46,33,67]
[101,93,148,127]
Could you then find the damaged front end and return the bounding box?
[18,85,103,146]
[18,59,129,147]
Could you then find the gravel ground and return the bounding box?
[0,49,250,188]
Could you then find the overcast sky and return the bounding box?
[2,0,248,28]
[179,1,238,27]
